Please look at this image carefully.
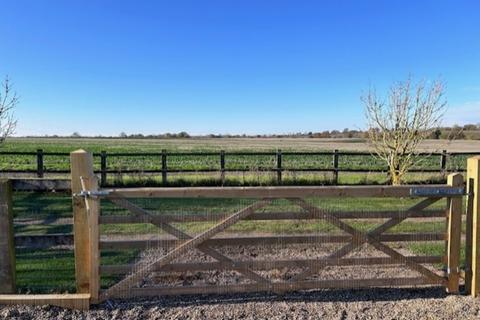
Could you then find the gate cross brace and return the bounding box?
[288,198,446,285]
[99,198,272,301]
[107,196,272,286]
[289,197,441,281]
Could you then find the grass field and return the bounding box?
[6,137,480,153]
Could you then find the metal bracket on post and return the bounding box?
[73,177,108,214]
[73,176,110,199]
[74,190,111,199]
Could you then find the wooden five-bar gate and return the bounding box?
[3,149,480,309]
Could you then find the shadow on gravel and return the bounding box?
[100,287,450,310]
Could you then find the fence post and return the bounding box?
[70,150,100,303]
[466,177,475,295]
[332,149,339,185]
[100,151,107,187]
[0,179,15,294]
[276,149,282,185]
[440,150,447,176]
[220,150,225,185]
[446,173,463,293]
[37,149,44,178]
[467,156,480,297]
[162,149,167,186]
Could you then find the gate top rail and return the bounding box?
[96,185,465,199]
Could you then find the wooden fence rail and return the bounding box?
[0,149,478,186]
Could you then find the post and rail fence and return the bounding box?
[0,149,478,186]
[2,151,480,309]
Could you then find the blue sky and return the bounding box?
[1,0,479,136]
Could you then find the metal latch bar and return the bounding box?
[73,190,110,198]
[410,187,465,197]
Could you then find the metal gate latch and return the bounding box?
[74,190,110,198]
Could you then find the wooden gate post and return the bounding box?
[467,156,480,297]
[0,179,15,293]
[446,173,463,293]
[71,150,100,303]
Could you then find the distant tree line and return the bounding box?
[117,131,191,139]
[303,124,480,140]
[22,124,480,140]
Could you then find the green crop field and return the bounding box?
[5,137,480,153]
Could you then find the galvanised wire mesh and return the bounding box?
[98,194,450,299]
[13,191,75,293]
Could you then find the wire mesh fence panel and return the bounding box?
[12,191,75,293]
[98,193,453,300]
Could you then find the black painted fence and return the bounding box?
[1,149,479,186]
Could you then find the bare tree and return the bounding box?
[363,77,446,185]
[0,76,18,143]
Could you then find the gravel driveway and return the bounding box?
[1,288,480,320]
[3,242,478,319]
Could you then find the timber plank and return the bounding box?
[0,294,90,310]
[104,185,463,199]
[99,209,446,224]
[100,256,445,275]
[123,277,438,297]
[99,233,446,250]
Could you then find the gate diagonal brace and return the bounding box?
[288,198,446,285]
[100,198,272,301]
[107,196,272,287]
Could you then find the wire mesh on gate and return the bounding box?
[13,191,75,293]
[98,194,450,299]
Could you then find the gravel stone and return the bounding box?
[2,287,480,319]
[3,243,477,319]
